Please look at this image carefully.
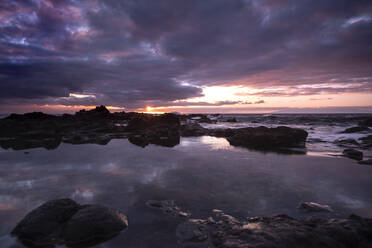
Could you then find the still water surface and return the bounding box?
[0,136,372,247]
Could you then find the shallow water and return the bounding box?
[1,134,372,247]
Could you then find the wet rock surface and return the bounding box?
[343,148,363,160]
[176,210,372,248]
[11,199,128,248]
[146,200,190,217]
[298,202,333,212]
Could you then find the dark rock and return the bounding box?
[62,205,128,247]
[128,134,149,148]
[176,219,208,244]
[359,117,372,126]
[358,159,372,165]
[75,105,111,119]
[177,211,372,248]
[334,138,359,147]
[343,148,363,160]
[11,199,128,248]
[198,117,216,124]
[341,126,370,133]
[188,114,216,124]
[359,135,372,148]
[128,126,180,148]
[209,128,235,138]
[180,123,209,137]
[226,126,308,149]
[226,118,237,123]
[11,199,80,247]
[298,202,332,212]
[308,138,326,143]
[0,137,62,150]
[126,113,180,132]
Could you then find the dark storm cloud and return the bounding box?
[0,0,371,109]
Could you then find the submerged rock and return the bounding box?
[359,117,372,127]
[343,148,363,160]
[358,159,372,165]
[334,138,359,147]
[176,211,372,248]
[226,118,237,123]
[146,200,190,217]
[11,199,128,248]
[341,126,370,133]
[298,202,332,212]
[359,135,372,148]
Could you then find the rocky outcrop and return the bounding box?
[0,106,309,151]
[176,210,372,248]
[11,199,128,248]
[225,126,308,150]
[343,148,363,160]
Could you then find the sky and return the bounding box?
[0,0,372,114]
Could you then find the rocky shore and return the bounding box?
[0,106,308,152]
[12,199,372,248]
[176,210,372,248]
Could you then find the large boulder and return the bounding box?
[11,199,128,247]
[226,126,308,150]
[11,199,80,247]
[62,205,128,247]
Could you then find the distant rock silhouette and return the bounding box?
[0,105,308,151]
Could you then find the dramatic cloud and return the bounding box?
[0,0,371,111]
